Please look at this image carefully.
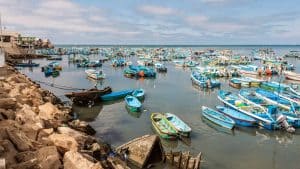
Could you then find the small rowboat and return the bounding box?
[15,62,39,67]
[125,95,142,112]
[216,105,257,127]
[229,78,241,89]
[85,69,106,80]
[151,113,178,140]
[284,71,300,81]
[165,113,191,137]
[100,89,134,101]
[132,89,145,100]
[201,106,235,130]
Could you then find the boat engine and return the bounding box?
[276,114,295,133]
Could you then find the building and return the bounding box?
[0,30,20,48]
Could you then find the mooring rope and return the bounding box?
[35,80,86,91]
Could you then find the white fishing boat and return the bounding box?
[85,69,106,79]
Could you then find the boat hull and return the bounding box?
[201,106,235,130]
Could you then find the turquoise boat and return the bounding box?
[216,106,257,127]
[201,106,235,130]
[151,113,178,140]
[165,113,191,137]
[125,95,142,112]
[132,89,145,100]
[100,89,134,101]
[191,71,221,88]
[260,81,290,92]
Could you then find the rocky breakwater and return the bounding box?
[0,66,128,169]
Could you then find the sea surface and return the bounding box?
[19,45,300,169]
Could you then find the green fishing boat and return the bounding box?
[151,113,178,140]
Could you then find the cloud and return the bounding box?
[138,5,176,15]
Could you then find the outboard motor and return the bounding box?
[276,114,295,133]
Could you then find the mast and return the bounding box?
[0,12,2,44]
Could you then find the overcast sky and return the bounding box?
[0,0,299,45]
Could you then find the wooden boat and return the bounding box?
[151,113,178,140]
[218,90,278,130]
[100,89,134,101]
[132,89,145,100]
[229,78,242,88]
[65,87,112,105]
[255,88,299,111]
[85,69,106,79]
[125,95,142,112]
[47,56,62,60]
[48,61,62,71]
[191,72,221,88]
[201,106,235,130]
[165,113,191,137]
[77,61,102,68]
[284,71,300,81]
[216,105,256,127]
[260,81,290,92]
[15,62,39,67]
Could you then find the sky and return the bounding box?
[0,0,299,45]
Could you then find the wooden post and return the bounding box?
[194,152,202,169]
[184,155,191,169]
[177,152,182,168]
[171,151,174,165]
[191,159,195,169]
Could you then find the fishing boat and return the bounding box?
[244,77,264,87]
[284,71,300,81]
[165,113,192,137]
[125,95,142,112]
[255,88,300,111]
[85,69,106,79]
[201,106,235,130]
[48,61,62,71]
[100,89,134,101]
[216,105,257,127]
[65,87,112,105]
[260,81,290,92]
[191,72,221,88]
[229,78,242,88]
[15,60,39,67]
[154,63,167,72]
[77,61,102,68]
[218,90,278,130]
[112,58,126,67]
[47,56,62,60]
[132,89,145,100]
[151,113,178,140]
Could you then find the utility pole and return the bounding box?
[0,12,2,44]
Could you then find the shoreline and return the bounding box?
[0,65,129,168]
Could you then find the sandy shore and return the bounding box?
[0,66,128,169]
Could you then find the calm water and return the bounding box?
[20,46,300,169]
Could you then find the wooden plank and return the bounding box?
[177,152,182,168]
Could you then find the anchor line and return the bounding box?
[35,80,86,91]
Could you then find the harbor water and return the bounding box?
[20,45,300,169]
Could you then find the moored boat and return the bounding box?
[125,95,142,112]
[201,106,235,130]
[154,63,167,72]
[132,89,145,100]
[165,113,192,137]
[191,72,221,88]
[151,113,178,140]
[284,71,300,81]
[216,105,257,127]
[229,78,242,88]
[85,69,106,80]
[100,89,134,101]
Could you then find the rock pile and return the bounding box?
[0,66,128,169]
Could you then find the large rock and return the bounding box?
[36,146,61,169]
[38,102,64,120]
[57,127,88,145]
[69,120,96,135]
[6,128,34,152]
[0,139,18,166]
[63,151,103,169]
[0,108,15,120]
[0,98,17,110]
[48,133,78,153]
[15,104,43,129]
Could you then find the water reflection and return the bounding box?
[73,103,103,122]
[125,106,142,118]
[201,117,235,135]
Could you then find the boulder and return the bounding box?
[0,98,17,110]
[15,105,43,129]
[48,133,78,153]
[57,127,88,145]
[0,140,18,166]
[38,102,63,120]
[37,128,54,142]
[6,128,34,152]
[69,120,96,135]
[63,151,103,169]
[36,146,61,169]
[0,109,15,120]
[9,158,40,169]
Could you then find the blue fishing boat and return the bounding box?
[201,106,235,130]
[165,113,192,137]
[191,72,221,88]
[100,89,134,101]
[216,105,257,127]
[218,90,278,130]
[132,89,145,100]
[260,81,290,92]
[125,95,142,112]
[229,78,242,88]
[15,60,39,67]
[112,58,126,67]
[154,63,167,72]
